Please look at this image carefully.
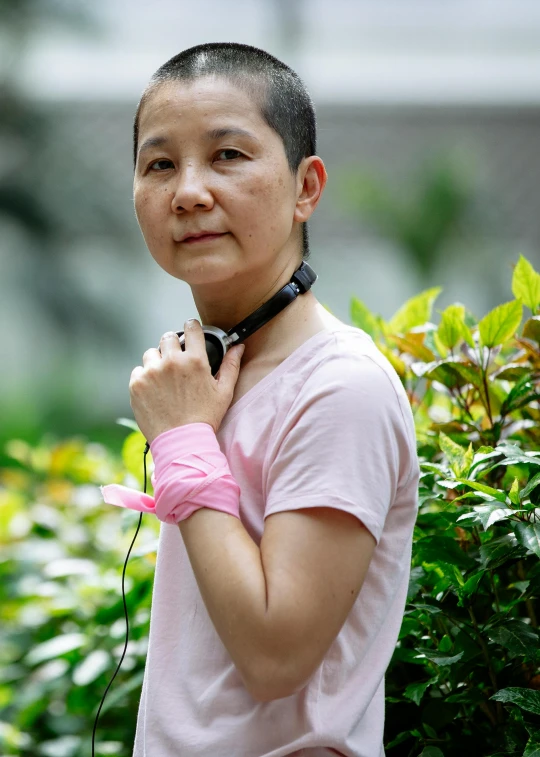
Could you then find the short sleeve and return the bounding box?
[263,353,412,545]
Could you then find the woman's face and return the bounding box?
[133,77,304,288]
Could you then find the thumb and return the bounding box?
[216,344,245,388]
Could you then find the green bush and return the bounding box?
[1,256,539,756]
[0,429,159,756]
[351,255,539,757]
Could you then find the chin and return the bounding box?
[168,257,242,287]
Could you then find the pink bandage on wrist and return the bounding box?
[100,423,241,524]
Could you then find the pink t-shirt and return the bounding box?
[132,324,419,757]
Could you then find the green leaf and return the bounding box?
[418,748,445,757]
[25,634,87,666]
[39,736,81,756]
[512,255,540,313]
[420,462,449,475]
[416,648,464,666]
[439,634,453,653]
[520,472,540,501]
[524,740,540,757]
[404,679,433,706]
[389,287,442,334]
[514,522,540,558]
[472,503,514,530]
[385,731,415,749]
[509,477,521,505]
[494,363,531,381]
[523,316,540,343]
[423,724,438,739]
[455,478,507,503]
[423,360,469,389]
[458,571,485,604]
[491,687,540,716]
[99,670,145,714]
[350,297,380,339]
[411,603,443,615]
[452,363,490,409]
[500,373,539,416]
[488,620,539,659]
[525,725,540,743]
[115,417,140,432]
[414,535,475,570]
[437,304,463,349]
[439,433,472,478]
[478,300,523,348]
[390,333,436,362]
[479,532,524,569]
[122,431,152,487]
[72,649,110,686]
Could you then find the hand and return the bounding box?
[129,319,245,444]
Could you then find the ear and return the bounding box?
[293,156,327,224]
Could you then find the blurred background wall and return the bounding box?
[2,0,540,449]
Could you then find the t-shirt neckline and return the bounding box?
[220,324,354,429]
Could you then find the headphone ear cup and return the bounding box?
[175,330,228,376]
[203,331,227,376]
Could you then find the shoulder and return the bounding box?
[287,326,418,454]
[297,326,407,409]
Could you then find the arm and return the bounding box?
[178,504,376,702]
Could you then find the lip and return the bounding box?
[178,231,228,244]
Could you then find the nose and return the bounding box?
[171,164,214,213]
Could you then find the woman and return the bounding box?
[103,42,419,757]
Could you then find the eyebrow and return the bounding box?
[138,136,169,156]
[138,127,257,157]
[204,127,257,142]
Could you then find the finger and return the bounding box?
[159,331,181,358]
[216,344,245,393]
[182,319,208,361]
[142,347,162,368]
[129,365,145,389]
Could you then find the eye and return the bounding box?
[149,159,174,171]
[215,149,242,162]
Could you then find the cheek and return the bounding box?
[244,176,295,228]
[134,191,162,231]
[133,191,147,222]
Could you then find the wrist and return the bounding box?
[150,422,219,475]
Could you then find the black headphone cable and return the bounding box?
[91,440,150,756]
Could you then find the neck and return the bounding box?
[191,259,330,367]
[191,255,303,333]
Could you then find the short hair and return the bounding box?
[133,42,317,259]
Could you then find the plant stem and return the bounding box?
[449,386,476,426]
[488,570,501,613]
[481,348,494,427]
[517,560,537,627]
[467,606,502,723]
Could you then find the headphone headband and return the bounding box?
[227,262,317,345]
[175,261,318,375]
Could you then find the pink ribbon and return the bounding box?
[100,423,241,525]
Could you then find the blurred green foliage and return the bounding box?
[0,432,158,756]
[1,256,539,756]
[340,150,477,278]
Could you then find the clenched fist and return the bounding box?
[129,319,245,444]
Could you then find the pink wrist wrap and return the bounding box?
[100,423,241,524]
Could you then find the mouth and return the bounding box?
[179,231,228,245]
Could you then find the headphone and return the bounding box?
[91,261,317,754]
[176,261,317,375]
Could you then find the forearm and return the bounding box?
[105,421,297,699]
[178,508,289,700]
